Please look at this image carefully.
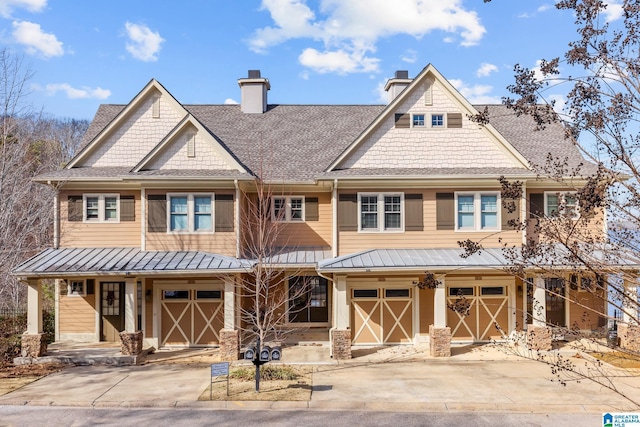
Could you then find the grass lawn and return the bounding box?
[590,351,640,369]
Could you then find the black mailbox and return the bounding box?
[270,346,282,361]
[259,345,271,362]
[244,346,256,361]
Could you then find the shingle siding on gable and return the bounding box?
[339,81,521,170]
[145,128,234,170]
[82,93,183,168]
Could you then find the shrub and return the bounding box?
[230,365,300,381]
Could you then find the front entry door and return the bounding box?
[101,282,125,341]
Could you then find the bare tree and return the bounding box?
[462,0,640,405]
[0,49,88,311]
[236,179,314,391]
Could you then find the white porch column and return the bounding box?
[334,275,348,329]
[533,275,547,327]
[433,276,447,328]
[224,276,236,329]
[623,278,638,324]
[54,279,61,341]
[124,278,137,332]
[26,280,43,334]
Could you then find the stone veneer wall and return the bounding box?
[119,331,143,355]
[21,333,47,357]
[618,324,640,353]
[332,329,351,360]
[526,325,552,351]
[219,329,240,361]
[429,325,451,357]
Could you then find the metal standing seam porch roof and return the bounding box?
[12,247,251,278]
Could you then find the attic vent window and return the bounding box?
[424,81,433,106]
[187,134,196,158]
[152,97,160,118]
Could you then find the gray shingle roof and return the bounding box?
[35,167,252,181]
[70,102,594,182]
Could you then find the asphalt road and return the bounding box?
[0,406,601,427]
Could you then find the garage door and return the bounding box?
[351,287,413,345]
[447,285,509,341]
[160,286,223,347]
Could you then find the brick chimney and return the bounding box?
[384,70,412,103]
[237,70,270,113]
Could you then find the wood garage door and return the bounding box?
[447,285,509,341]
[160,287,223,347]
[351,287,413,345]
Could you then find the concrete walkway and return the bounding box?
[1,343,639,413]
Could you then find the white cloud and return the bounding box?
[299,70,310,80]
[299,47,379,74]
[374,80,387,103]
[401,49,417,64]
[537,4,552,13]
[124,22,164,62]
[45,83,111,99]
[224,98,239,105]
[476,62,498,78]
[12,20,63,58]
[249,0,486,74]
[450,79,501,104]
[548,94,566,115]
[0,0,46,18]
[603,1,624,22]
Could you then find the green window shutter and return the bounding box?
[68,196,83,222]
[394,113,410,128]
[305,197,319,221]
[501,198,520,229]
[529,193,545,219]
[405,193,423,231]
[436,193,455,230]
[447,113,463,128]
[215,194,234,232]
[147,194,167,233]
[338,194,357,231]
[120,195,135,221]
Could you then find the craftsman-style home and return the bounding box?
[14,64,632,360]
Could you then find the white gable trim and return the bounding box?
[131,114,247,173]
[327,64,531,171]
[67,79,186,169]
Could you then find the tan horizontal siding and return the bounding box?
[60,190,140,248]
[338,188,521,255]
[275,192,332,247]
[59,294,96,334]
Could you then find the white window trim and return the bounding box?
[411,113,426,128]
[544,191,580,220]
[357,192,404,233]
[454,192,501,232]
[271,196,305,222]
[431,113,446,128]
[167,193,215,233]
[83,194,120,223]
[68,279,86,297]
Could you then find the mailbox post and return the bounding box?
[244,337,283,392]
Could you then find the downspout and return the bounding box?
[141,188,146,251]
[52,184,59,249]
[332,179,338,257]
[235,179,240,259]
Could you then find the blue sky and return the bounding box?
[0,0,625,120]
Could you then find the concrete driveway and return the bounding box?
[1,344,639,413]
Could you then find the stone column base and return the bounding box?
[21,333,47,358]
[429,325,451,357]
[618,324,640,352]
[526,325,552,351]
[119,331,143,355]
[219,329,240,361]
[332,329,352,360]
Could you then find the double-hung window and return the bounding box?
[83,194,119,222]
[168,193,213,232]
[431,114,444,127]
[455,192,499,231]
[545,192,579,219]
[272,196,305,222]
[358,193,404,232]
[412,114,425,127]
